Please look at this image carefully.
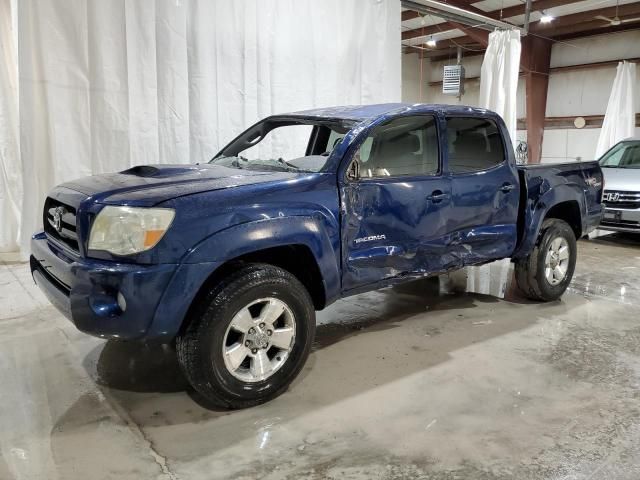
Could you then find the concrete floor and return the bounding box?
[1,232,639,480]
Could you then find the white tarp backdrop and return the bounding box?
[0,0,21,252]
[0,0,401,255]
[479,29,521,147]
[595,61,637,158]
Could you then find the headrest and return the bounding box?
[454,132,486,155]
[377,133,420,158]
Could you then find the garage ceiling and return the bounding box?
[403,0,640,61]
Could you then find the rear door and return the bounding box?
[445,116,520,264]
[340,114,458,291]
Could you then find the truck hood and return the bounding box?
[602,167,640,192]
[61,164,301,206]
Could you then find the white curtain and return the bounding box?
[0,0,401,255]
[0,0,21,252]
[595,61,637,158]
[479,29,521,146]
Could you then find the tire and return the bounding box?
[515,218,577,302]
[176,263,315,409]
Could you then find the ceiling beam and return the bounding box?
[536,14,640,38]
[402,0,587,23]
[530,2,640,33]
[427,57,640,86]
[402,0,485,21]
[402,23,447,41]
[551,57,640,74]
[404,3,640,53]
[553,23,640,41]
[404,35,484,57]
[448,21,489,46]
[429,51,484,63]
[483,0,584,21]
[401,0,587,41]
[421,47,467,58]
[401,0,523,38]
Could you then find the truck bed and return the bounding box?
[513,160,603,258]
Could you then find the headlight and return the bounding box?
[88,206,175,255]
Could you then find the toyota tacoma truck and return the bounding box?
[31,104,603,408]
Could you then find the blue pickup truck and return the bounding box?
[31,103,603,408]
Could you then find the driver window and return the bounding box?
[356,115,439,178]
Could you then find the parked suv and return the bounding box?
[31,104,603,408]
[599,137,640,232]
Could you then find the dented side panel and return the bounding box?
[448,166,521,265]
[340,177,457,291]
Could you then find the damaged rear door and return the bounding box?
[340,114,458,291]
[444,115,520,264]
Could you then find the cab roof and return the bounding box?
[285,103,493,122]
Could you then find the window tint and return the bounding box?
[446,117,505,173]
[357,115,439,178]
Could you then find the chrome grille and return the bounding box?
[43,197,79,252]
[602,190,640,210]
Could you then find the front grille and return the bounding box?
[43,197,79,252]
[601,219,640,230]
[602,190,640,210]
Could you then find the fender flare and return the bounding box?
[182,215,341,303]
[514,183,586,259]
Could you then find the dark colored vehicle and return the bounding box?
[31,104,603,408]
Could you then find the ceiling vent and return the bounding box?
[442,64,465,97]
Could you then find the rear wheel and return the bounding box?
[515,218,577,301]
[176,264,315,409]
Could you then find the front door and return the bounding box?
[444,116,520,265]
[340,114,458,292]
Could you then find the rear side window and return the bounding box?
[446,117,505,174]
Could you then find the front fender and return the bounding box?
[183,215,341,301]
[513,183,586,259]
[145,216,341,341]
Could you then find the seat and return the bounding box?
[365,133,421,177]
[450,132,497,172]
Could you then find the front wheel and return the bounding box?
[515,218,577,301]
[176,264,315,409]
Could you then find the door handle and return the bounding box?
[500,183,516,193]
[426,190,449,203]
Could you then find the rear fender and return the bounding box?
[513,184,586,259]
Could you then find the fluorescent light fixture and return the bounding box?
[426,36,437,47]
[540,11,554,23]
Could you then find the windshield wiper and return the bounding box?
[276,158,302,171]
[227,156,248,168]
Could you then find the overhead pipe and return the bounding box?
[523,0,532,34]
[401,0,526,34]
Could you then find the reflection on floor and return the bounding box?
[1,232,639,479]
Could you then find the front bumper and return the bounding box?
[31,232,218,341]
[599,207,640,233]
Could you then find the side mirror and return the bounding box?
[346,159,360,181]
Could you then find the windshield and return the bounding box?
[599,141,640,168]
[210,118,353,173]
